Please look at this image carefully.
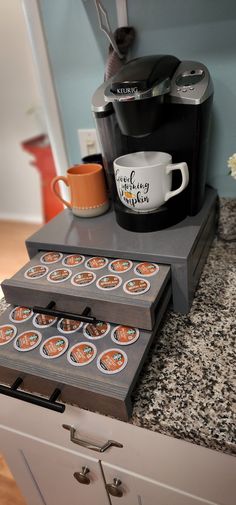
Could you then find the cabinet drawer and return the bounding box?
[2,251,170,331]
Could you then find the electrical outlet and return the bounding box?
[78,129,100,158]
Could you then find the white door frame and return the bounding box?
[21,0,69,181]
[21,0,128,182]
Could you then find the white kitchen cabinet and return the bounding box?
[0,395,235,505]
[0,426,109,505]
[102,462,220,505]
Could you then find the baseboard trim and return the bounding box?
[0,212,43,224]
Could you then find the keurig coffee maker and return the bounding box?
[92,55,213,231]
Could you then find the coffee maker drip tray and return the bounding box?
[114,198,187,232]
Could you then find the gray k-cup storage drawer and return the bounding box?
[0,284,171,420]
[2,251,171,331]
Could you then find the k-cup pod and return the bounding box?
[67,342,97,367]
[14,330,42,352]
[40,252,63,264]
[97,348,128,374]
[47,268,72,283]
[96,275,122,291]
[71,271,96,287]
[33,314,57,329]
[24,265,48,280]
[9,307,33,323]
[85,257,108,270]
[40,336,68,359]
[123,278,150,295]
[57,318,83,334]
[111,325,139,345]
[108,259,133,274]
[83,321,110,339]
[134,262,159,277]
[0,325,17,346]
[62,254,85,267]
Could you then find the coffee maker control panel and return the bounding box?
[169,61,213,105]
[175,69,205,87]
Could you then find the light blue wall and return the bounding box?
[40,0,236,197]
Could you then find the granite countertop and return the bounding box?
[131,236,236,456]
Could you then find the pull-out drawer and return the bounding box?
[2,251,170,331]
[0,279,170,420]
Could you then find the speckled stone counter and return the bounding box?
[0,199,235,457]
[131,236,236,456]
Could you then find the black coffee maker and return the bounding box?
[92,55,213,232]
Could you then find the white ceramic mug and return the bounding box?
[114,151,189,212]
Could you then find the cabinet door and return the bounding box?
[0,427,109,505]
[102,462,219,505]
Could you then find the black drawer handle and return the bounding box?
[0,377,65,413]
[33,302,97,324]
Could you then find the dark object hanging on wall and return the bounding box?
[104,27,136,80]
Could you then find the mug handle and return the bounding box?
[164,162,189,202]
[51,176,72,209]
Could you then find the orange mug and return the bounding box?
[51,164,109,217]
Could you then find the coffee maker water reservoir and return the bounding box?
[92,55,213,231]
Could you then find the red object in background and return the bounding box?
[21,135,64,223]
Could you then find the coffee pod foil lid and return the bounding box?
[134,262,159,277]
[33,314,57,329]
[97,348,128,374]
[14,330,42,352]
[85,257,108,270]
[40,336,68,359]
[9,306,33,323]
[62,254,85,267]
[47,268,72,283]
[40,252,63,264]
[96,275,122,291]
[83,321,110,339]
[111,325,139,345]
[123,278,150,295]
[24,265,48,280]
[57,318,83,334]
[67,342,97,366]
[108,259,133,273]
[71,271,96,287]
[0,325,17,346]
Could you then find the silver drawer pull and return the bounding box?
[62,424,123,453]
[106,478,123,498]
[73,467,90,485]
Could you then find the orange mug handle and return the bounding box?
[51,176,72,209]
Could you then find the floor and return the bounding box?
[0,456,26,505]
[0,220,41,504]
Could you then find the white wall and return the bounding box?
[0,0,43,223]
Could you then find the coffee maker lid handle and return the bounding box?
[104,55,180,103]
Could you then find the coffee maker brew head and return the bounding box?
[104,55,180,137]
